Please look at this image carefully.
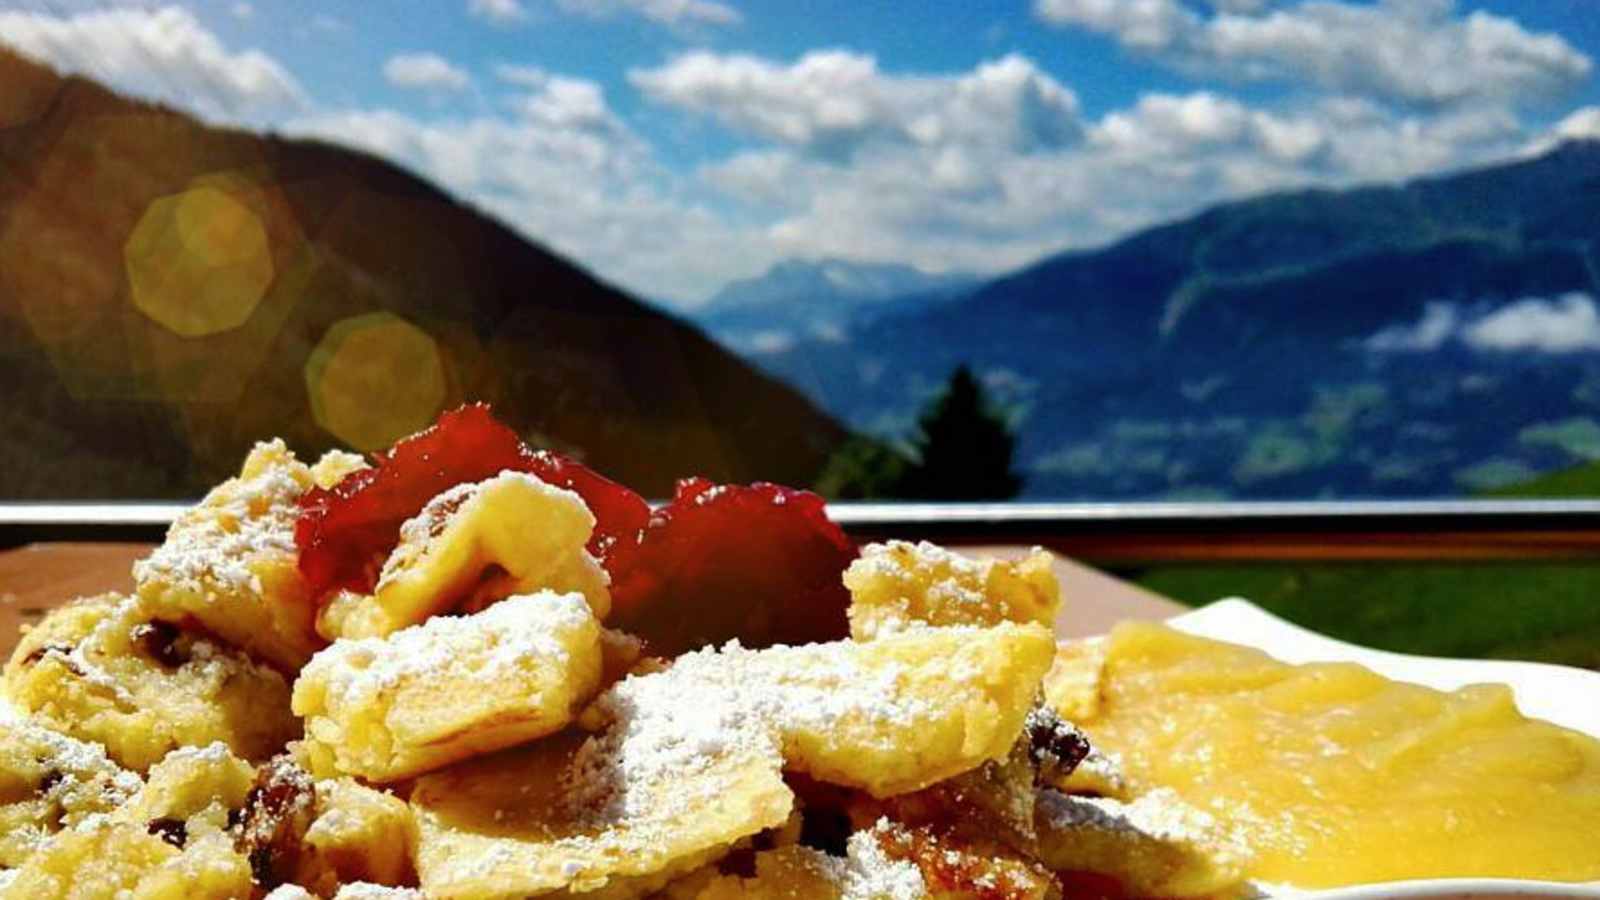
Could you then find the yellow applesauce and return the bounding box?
[1072,623,1600,887]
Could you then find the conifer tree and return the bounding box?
[900,365,1023,499]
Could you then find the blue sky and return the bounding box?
[3,0,1598,304]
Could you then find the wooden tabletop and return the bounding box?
[0,542,1184,660]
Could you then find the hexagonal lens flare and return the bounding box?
[306,312,448,451]
[125,185,273,338]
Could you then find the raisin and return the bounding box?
[797,805,853,857]
[1025,707,1091,783]
[131,621,187,668]
[295,404,647,598]
[608,478,857,656]
[147,817,188,848]
[248,846,276,886]
[233,756,316,887]
[786,774,858,857]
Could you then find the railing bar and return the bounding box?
[4,499,1600,526]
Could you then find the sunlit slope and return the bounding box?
[1483,460,1600,498]
[0,50,847,498]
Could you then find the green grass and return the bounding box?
[1481,460,1600,498]
[1131,562,1600,670]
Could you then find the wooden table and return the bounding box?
[0,542,1184,659]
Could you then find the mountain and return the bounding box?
[689,258,978,354]
[753,141,1600,499]
[0,50,847,499]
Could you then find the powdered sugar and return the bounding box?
[332,885,426,899]
[25,595,274,708]
[836,823,931,899]
[133,439,307,599]
[845,541,1057,641]
[1071,747,1129,795]
[2,720,143,857]
[157,740,235,766]
[10,720,135,791]
[1039,786,1248,867]
[378,479,485,592]
[567,635,943,825]
[854,540,996,584]
[377,470,595,595]
[302,591,594,711]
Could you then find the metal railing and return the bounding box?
[5,499,1600,562]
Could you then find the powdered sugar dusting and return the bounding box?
[1070,748,1129,796]
[378,479,485,592]
[839,822,930,899]
[567,635,943,825]
[133,440,308,598]
[302,591,595,711]
[377,470,594,594]
[25,595,278,710]
[11,720,139,796]
[845,541,1057,641]
[1039,786,1248,867]
[3,720,143,858]
[158,740,235,766]
[331,882,426,899]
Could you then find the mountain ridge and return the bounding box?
[0,49,849,498]
[749,140,1600,499]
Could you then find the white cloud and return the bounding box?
[1036,0,1591,108]
[631,51,1082,160]
[1465,293,1600,353]
[682,76,1527,280]
[1367,302,1460,351]
[493,63,549,89]
[295,45,1551,301]
[1035,0,1192,50]
[287,73,770,302]
[0,5,303,120]
[384,52,472,93]
[556,0,740,27]
[469,0,528,25]
[1552,106,1600,142]
[625,47,1553,289]
[1367,294,1600,354]
[1516,104,1600,157]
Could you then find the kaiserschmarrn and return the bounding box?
[30,410,1588,898]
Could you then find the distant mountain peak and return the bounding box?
[706,257,979,313]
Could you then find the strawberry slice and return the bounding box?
[608,477,857,656]
[295,404,648,598]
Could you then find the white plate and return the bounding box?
[1162,598,1600,900]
